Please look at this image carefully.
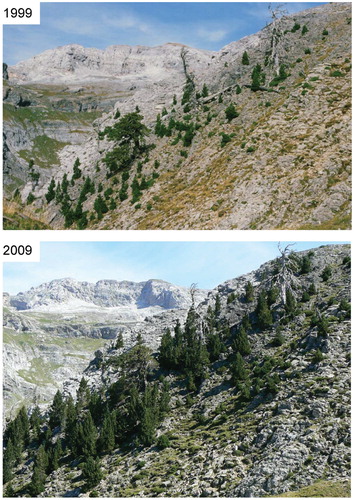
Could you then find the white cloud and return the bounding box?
[196,28,228,42]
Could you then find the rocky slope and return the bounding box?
[3,244,351,497]
[3,2,351,229]
[3,279,208,416]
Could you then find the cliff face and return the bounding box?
[3,245,351,497]
[3,2,351,230]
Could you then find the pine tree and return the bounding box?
[115,332,124,349]
[3,439,15,483]
[245,281,254,302]
[251,64,265,91]
[233,326,251,355]
[225,103,239,122]
[72,157,82,180]
[231,352,247,385]
[30,405,42,441]
[285,289,297,316]
[49,390,65,429]
[242,51,250,65]
[202,83,209,97]
[82,457,103,492]
[98,412,115,454]
[256,291,273,328]
[80,411,97,458]
[45,179,56,203]
[29,445,48,496]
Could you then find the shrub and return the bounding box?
[291,22,301,32]
[157,434,170,449]
[312,349,324,363]
[304,48,312,55]
[322,29,329,35]
[220,133,232,147]
[225,103,239,122]
[321,266,332,282]
[301,25,309,35]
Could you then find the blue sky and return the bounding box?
[3,241,344,295]
[4,2,326,65]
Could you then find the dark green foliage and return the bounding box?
[157,434,170,449]
[103,144,133,177]
[251,64,265,91]
[322,28,329,35]
[256,291,273,328]
[342,255,351,267]
[285,289,297,316]
[47,440,63,473]
[49,390,65,429]
[308,283,317,295]
[3,440,15,483]
[272,328,285,347]
[101,111,149,151]
[82,457,103,492]
[115,332,124,349]
[291,22,301,32]
[26,192,35,204]
[45,179,56,203]
[245,281,254,302]
[304,48,311,54]
[80,411,98,458]
[218,94,223,103]
[267,287,278,306]
[214,294,221,316]
[227,292,236,304]
[301,291,310,302]
[265,374,280,394]
[300,255,312,274]
[30,406,42,441]
[29,445,48,496]
[98,412,115,454]
[232,326,251,356]
[181,77,195,105]
[269,64,289,87]
[225,103,239,122]
[231,352,247,385]
[182,126,195,147]
[242,51,250,65]
[220,133,232,147]
[312,349,324,363]
[72,157,82,180]
[236,85,242,94]
[311,314,329,337]
[94,195,109,219]
[202,83,209,97]
[301,25,309,35]
[207,332,224,361]
[321,266,332,282]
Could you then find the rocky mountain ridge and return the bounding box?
[4,278,209,416]
[3,2,351,229]
[9,277,208,311]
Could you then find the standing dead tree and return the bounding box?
[270,243,300,305]
[267,3,289,75]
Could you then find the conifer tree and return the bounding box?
[98,412,115,454]
[242,51,250,65]
[81,411,97,458]
[45,179,56,203]
[29,445,48,496]
[256,291,273,328]
[49,390,65,429]
[82,457,103,492]
[3,439,15,484]
[233,325,251,355]
[231,352,247,385]
[245,281,254,302]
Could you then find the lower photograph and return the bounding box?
[3,241,351,497]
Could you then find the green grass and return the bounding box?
[18,135,70,169]
[273,480,350,497]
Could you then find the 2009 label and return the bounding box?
[4,7,32,18]
[3,245,32,256]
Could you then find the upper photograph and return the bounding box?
[3,2,351,230]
